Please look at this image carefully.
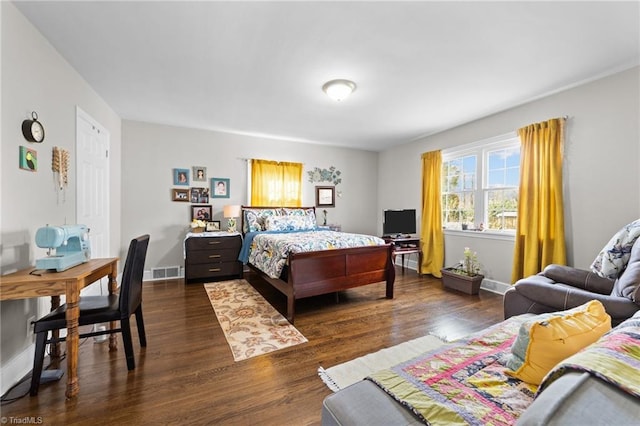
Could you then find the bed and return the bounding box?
[239,206,395,323]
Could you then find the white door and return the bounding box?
[76,107,110,295]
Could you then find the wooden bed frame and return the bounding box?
[242,206,396,323]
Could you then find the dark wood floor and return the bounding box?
[2,267,504,425]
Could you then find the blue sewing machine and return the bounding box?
[35,225,91,271]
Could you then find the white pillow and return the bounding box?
[590,219,640,279]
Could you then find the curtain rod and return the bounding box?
[237,158,305,164]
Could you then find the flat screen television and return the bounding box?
[383,209,416,237]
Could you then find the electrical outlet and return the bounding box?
[27,315,36,341]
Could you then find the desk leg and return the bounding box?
[64,281,80,398]
[418,251,423,276]
[108,271,119,352]
[50,295,61,358]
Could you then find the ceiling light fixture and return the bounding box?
[322,79,357,102]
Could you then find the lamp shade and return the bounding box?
[223,205,241,218]
[322,79,356,101]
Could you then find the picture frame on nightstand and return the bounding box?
[206,221,221,231]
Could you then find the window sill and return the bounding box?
[444,229,515,242]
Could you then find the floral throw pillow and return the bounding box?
[265,215,316,232]
[242,208,282,233]
[590,219,640,279]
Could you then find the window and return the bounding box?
[249,159,303,206]
[442,133,520,232]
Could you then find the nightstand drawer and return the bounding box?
[186,248,239,264]
[184,234,243,283]
[186,236,241,251]
[185,262,242,280]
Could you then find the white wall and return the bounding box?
[378,67,640,285]
[0,2,122,394]
[121,120,379,270]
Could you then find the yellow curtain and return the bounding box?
[420,150,444,277]
[511,118,566,282]
[250,159,302,206]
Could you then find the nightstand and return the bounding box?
[184,232,242,283]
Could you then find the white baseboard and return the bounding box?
[395,259,510,295]
[479,278,510,295]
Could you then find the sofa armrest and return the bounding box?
[513,279,639,321]
[541,264,614,295]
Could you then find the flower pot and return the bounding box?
[440,267,484,295]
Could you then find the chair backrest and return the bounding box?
[118,235,150,316]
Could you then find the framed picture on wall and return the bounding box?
[190,187,210,203]
[19,146,37,172]
[315,186,335,207]
[173,168,189,186]
[172,188,189,202]
[211,178,230,198]
[193,166,207,182]
[191,205,212,221]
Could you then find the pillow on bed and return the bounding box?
[243,208,282,233]
[265,215,316,232]
[505,300,611,385]
[282,207,316,222]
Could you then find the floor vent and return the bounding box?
[148,266,183,281]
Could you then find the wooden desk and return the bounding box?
[0,258,119,398]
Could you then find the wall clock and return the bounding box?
[22,111,45,143]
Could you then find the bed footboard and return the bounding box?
[251,244,395,323]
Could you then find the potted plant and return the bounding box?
[440,247,484,295]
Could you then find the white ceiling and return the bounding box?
[13,1,640,151]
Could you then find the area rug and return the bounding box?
[318,334,447,391]
[204,279,307,361]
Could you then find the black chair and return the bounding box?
[30,235,150,396]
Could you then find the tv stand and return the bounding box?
[382,236,422,275]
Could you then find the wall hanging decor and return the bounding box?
[52,146,69,189]
[211,178,230,198]
[307,166,342,185]
[191,204,212,221]
[21,111,45,143]
[174,168,189,185]
[190,187,209,203]
[172,188,189,202]
[193,166,207,182]
[19,146,37,171]
[316,186,335,207]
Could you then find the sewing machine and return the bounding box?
[35,225,91,271]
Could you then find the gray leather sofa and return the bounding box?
[321,311,640,425]
[504,238,640,326]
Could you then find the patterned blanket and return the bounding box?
[244,230,386,279]
[367,316,537,426]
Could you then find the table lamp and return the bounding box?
[223,205,241,233]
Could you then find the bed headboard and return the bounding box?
[240,206,317,235]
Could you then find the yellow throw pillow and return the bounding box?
[506,300,611,385]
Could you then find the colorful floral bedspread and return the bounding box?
[367,316,537,426]
[246,230,386,279]
[537,314,640,399]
